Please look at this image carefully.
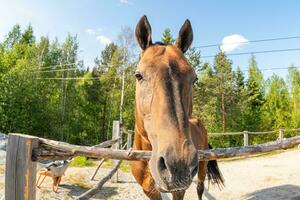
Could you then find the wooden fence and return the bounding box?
[4,122,300,200]
[208,128,295,146]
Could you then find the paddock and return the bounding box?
[3,122,300,199]
[0,146,299,199]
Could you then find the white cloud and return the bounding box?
[119,0,133,5]
[96,35,112,45]
[97,27,108,33]
[85,28,96,35]
[220,34,249,53]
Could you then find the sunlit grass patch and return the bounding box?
[70,156,95,167]
[101,159,131,173]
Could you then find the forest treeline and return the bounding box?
[0,25,299,147]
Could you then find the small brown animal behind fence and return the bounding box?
[4,124,300,200]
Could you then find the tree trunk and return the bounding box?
[221,93,226,132]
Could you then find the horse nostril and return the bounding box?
[157,156,173,183]
[158,156,167,172]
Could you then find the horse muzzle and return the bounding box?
[150,147,199,192]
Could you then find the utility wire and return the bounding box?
[195,36,300,49]
[38,62,78,70]
[242,66,300,72]
[36,77,100,80]
[33,63,116,72]
[202,48,300,58]
[32,68,78,73]
[36,66,300,80]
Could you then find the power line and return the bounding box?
[36,77,100,80]
[36,67,300,80]
[32,68,78,73]
[242,66,300,72]
[202,48,300,58]
[195,36,300,49]
[38,62,78,70]
[32,63,116,72]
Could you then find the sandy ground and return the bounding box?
[0,148,300,200]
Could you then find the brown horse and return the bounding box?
[131,15,224,200]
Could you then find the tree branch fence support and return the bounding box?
[111,121,120,183]
[127,130,133,150]
[243,131,249,146]
[279,129,284,140]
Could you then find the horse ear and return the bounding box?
[176,19,193,53]
[135,15,152,50]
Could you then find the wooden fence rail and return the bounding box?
[208,128,299,146]
[30,134,300,162]
[5,126,300,199]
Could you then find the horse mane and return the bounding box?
[153,41,166,45]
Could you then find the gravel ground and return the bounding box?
[0,141,299,199]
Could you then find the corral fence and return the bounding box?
[208,128,297,146]
[4,121,300,200]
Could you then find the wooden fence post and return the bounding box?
[127,131,133,150]
[5,134,39,200]
[279,129,284,140]
[243,131,249,146]
[111,121,120,183]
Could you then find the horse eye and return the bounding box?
[135,72,143,81]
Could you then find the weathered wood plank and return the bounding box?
[33,135,300,161]
[111,121,120,183]
[93,138,120,148]
[126,131,132,150]
[208,132,244,137]
[5,134,18,200]
[279,129,284,140]
[6,133,38,200]
[244,131,249,146]
[76,160,122,200]
[90,159,106,181]
[209,130,278,137]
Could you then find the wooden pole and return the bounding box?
[5,134,38,200]
[279,129,284,140]
[90,159,106,181]
[127,131,132,150]
[244,131,249,146]
[33,135,300,161]
[76,160,122,200]
[111,121,120,183]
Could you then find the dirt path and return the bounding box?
[1,148,300,199]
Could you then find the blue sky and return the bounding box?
[1,0,300,79]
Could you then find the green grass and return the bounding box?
[69,157,130,172]
[70,156,95,167]
[101,160,131,173]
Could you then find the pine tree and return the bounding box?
[232,67,247,131]
[20,25,35,44]
[213,51,234,132]
[193,62,219,131]
[288,66,300,128]
[262,75,291,130]
[245,55,264,131]
[161,28,175,44]
[186,47,201,73]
